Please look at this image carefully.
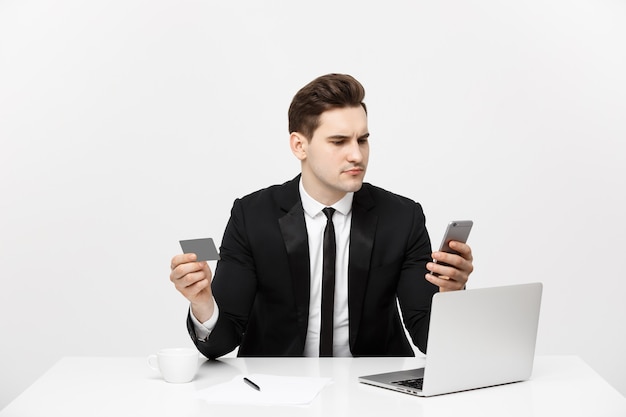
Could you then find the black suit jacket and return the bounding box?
[187,175,438,358]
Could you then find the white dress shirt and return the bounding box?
[190,179,354,357]
[299,181,353,357]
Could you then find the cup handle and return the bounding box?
[147,354,159,371]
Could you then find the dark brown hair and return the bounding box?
[288,73,367,139]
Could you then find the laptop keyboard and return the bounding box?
[392,378,424,390]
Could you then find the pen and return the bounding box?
[243,377,261,391]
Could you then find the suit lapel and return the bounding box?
[275,178,378,351]
[348,186,377,347]
[277,176,311,346]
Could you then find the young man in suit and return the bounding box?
[170,74,474,359]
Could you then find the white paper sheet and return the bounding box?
[194,373,332,406]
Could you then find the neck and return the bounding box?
[301,174,346,206]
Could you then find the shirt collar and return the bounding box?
[299,178,353,218]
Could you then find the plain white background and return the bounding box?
[1,0,625,409]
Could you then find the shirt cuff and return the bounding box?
[189,299,219,341]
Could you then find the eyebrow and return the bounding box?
[327,132,370,140]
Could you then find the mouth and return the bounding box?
[343,167,365,176]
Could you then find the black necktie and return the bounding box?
[320,207,336,357]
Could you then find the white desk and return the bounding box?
[1,356,625,416]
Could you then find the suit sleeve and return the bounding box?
[187,198,258,359]
[396,203,438,354]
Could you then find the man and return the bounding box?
[170,74,473,359]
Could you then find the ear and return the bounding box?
[289,132,308,161]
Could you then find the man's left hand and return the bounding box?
[425,241,474,292]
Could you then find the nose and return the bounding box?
[347,140,363,163]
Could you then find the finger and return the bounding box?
[170,253,197,270]
[434,251,474,279]
[170,259,206,282]
[426,261,448,277]
[427,258,469,282]
[178,271,210,293]
[427,262,464,282]
[173,268,208,291]
[448,241,473,261]
[431,251,463,270]
[433,250,474,274]
[425,273,466,291]
[177,276,212,302]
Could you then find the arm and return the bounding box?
[397,206,474,353]
[171,198,258,359]
[192,198,259,359]
[396,203,439,354]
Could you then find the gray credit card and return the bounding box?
[179,238,220,261]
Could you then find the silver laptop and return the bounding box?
[359,283,543,397]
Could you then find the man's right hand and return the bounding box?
[170,253,215,322]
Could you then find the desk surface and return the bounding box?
[1,355,625,417]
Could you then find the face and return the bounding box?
[291,106,370,205]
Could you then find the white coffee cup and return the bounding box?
[147,348,199,383]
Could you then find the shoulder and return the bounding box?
[233,175,300,212]
[357,182,424,212]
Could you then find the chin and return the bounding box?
[344,180,364,193]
